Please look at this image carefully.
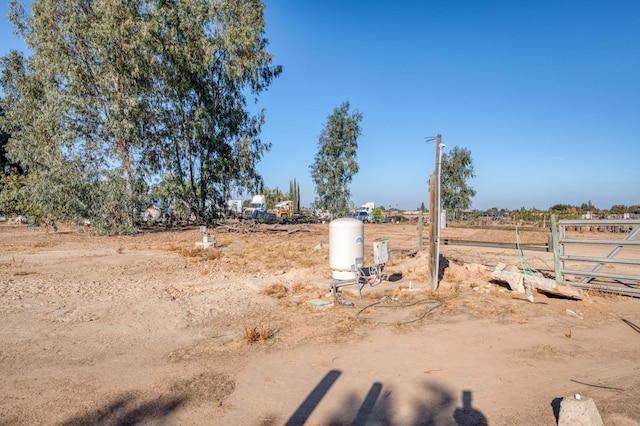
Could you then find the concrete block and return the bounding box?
[558,394,603,426]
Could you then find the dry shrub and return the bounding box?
[117,246,124,254]
[243,323,275,342]
[291,282,306,293]
[440,293,518,318]
[584,287,625,300]
[362,287,404,300]
[260,283,289,299]
[164,244,221,261]
[292,282,319,294]
[32,241,57,248]
[180,247,203,258]
[331,317,359,340]
[14,271,36,276]
[163,244,182,253]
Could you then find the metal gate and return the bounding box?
[551,216,640,296]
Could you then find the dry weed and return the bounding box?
[584,286,628,300]
[14,271,37,276]
[243,323,275,343]
[32,241,57,248]
[260,283,289,299]
[164,244,221,261]
[291,283,307,293]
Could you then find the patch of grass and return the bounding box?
[291,283,306,293]
[260,283,288,299]
[164,244,221,261]
[243,323,275,343]
[583,286,624,300]
[30,241,57,248]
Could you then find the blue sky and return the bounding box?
[2,1,639,211]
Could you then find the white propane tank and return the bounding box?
[329,218,364,280]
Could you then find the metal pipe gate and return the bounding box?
[551,216,640,296]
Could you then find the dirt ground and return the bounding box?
[0,221,639,425]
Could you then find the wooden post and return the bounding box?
[428,174,437,287]
[418,202,425,251]
[432,135,444,289]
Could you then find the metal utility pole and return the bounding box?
[428,135,445,289]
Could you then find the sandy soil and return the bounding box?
[0,221,638,425]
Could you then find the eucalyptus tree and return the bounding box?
[310,101,362,218]
[1,0,280,230]
[147,0,281,223]
[440,146,476,220]
[2,0,155,231]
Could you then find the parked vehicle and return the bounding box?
[359,202,375,215]
[352,211,372,222]
[274,200,294,220]
[246,209,278,224]
[243,195,266,219]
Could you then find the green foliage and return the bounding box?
[440,146,476,220]
[262,187,284,210]
[0,0,280,231]
[289,178,300,212]
[372,207,384,223]
[147,0,281,225]
[580,200,596,211]
[0,107,11,176]
[310,101,363,218]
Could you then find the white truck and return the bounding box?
[243,195,266,219]
[360,202,375,215]
[352,201,375,222]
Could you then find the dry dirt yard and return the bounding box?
[1,221,639,425]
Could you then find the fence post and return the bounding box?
[551,214,563,282]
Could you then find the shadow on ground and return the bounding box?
[60,371,235,426]
[284,369,489,425]
[60,391,186,426]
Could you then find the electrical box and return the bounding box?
[373,239,391,264]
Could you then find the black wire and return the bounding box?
[355,287,460,326]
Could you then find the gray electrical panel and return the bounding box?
[373,239,391,264]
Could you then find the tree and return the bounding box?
[1,0,280,231]
[0,107,10,175]
[0,106,26,198]
[310,101,362,218]
[2,0,157,231]
[372,207,383,223]
[440,146,476,220]
[289,178,300,212]
[580,200,597,212]
[147,0,280,224]
[262,186,284,210]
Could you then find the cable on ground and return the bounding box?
[354,287,460,326]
